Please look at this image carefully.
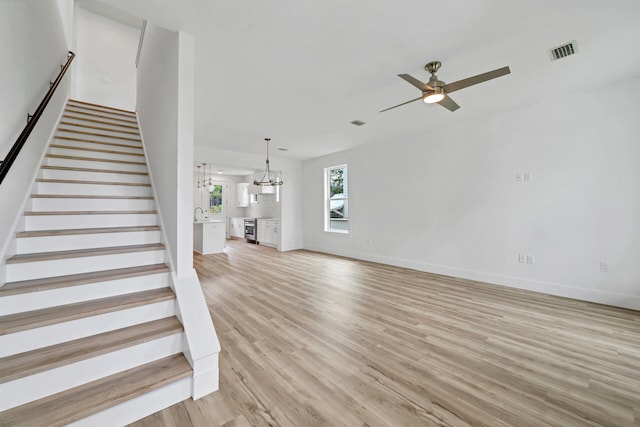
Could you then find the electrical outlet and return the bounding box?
[600,262,609,273]
[526,255,536,265]
[518,253,526,263]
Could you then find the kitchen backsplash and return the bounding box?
[245,193,279,218]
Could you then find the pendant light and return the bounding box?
[196,164,202,190]
[208,163,214,192]
[254,137,283,186]
[201,163,207,192]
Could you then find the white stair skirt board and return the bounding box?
[0,333,184,412]
[16,229,162,254]
[44,155,148,173]
[24,213,158,230]
[31,196,155,211]
[67,377,193,427]
[36,181,152,197]
[0,272,169,315]
[48,146,145,163]
[41,168,150,184]
[0,301,177,357]
[6,248,165,282]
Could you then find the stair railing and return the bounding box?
[0,51,75,185]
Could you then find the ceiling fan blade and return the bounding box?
[437,95,460,112]
[380,96,423,112]
[444,66,511,94]
[398,74,432,91]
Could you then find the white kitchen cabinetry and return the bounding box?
[257,219,279,248]
[230,217,245,238]
[236,183,249,207]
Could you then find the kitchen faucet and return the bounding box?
[194,207,204,221]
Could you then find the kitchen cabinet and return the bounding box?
[236,183,249,207]
[230,217,245,238]
[257,219,279,248]
[193,220,226,254]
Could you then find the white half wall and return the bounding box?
[303,77,640,310]
[72,6,138,110]
[193,146,303,252]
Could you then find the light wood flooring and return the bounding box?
[130,239,640,426]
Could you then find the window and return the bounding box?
[325,164,348,233]
[209,183,224,214]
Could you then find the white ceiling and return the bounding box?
[96,0,640,160]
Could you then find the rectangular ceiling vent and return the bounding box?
[548,40,578,61]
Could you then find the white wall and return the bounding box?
[73,7,138,110]
[303,77,640,310]
[0,0,70,283]
[194,146,303,252]
[137,24,194,275]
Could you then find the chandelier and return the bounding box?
[253,137,283,186]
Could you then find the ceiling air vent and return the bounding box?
[548,40,578,61]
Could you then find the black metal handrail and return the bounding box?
[0,51,75,185]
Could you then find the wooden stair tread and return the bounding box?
[0,317,183,384]
[46,153,146,165]
[0,354,191,427]
[0,288,175,335]
[49,143,144,156]
[17,225,160,238]
[69,99,136,115]
[0,264,169,296]
[24,210,156,215]
[54,135,142,150]
[63,108,137,124]
[41,165,148,176]
[6,243,165,264]
[59,121,141,136]
[56,128,141,142]
[31,194,153,200]
[63,114,139,129]
[36,178,150,187]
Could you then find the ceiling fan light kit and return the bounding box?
[381,60,511,113]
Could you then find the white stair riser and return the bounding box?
[0,332,184,412]
[0,300,176,357]
[49,146,145,163]
[62,115,139,130]
[55,130,141,146]
[62,113,138,130]
[16,230,162,254]
[31,197,154,211]
[0,272,170,315]
[41,168,150,184]
[66,105,137,121]
[37,182,151,197]
[25,213,157,230]
[57,125,140,140]
[6,249,165,282]
[45,156,148,173]
[52,137,143,154]
[68,377,193,427]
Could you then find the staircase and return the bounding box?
[0,99,194,426]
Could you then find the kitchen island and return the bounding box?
[193,220,226,254]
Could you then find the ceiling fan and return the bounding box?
[381,61,511,113]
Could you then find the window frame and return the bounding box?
[324,164,349,234]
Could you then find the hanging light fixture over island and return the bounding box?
[254,137,283,186]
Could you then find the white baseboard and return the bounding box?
[303,245,640,311]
